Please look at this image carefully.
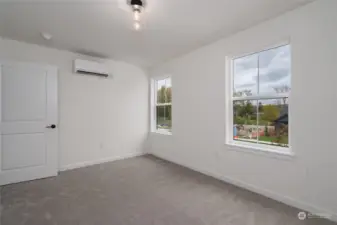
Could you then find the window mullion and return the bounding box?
[257,53,260,94]
[232,93,289,101]
[257,100,259,144]
[256,54,260,144]
[156,103,172,106]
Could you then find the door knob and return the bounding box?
[46,124,56,129]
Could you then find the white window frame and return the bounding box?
[225,43,293,156]
[151,76,172,135]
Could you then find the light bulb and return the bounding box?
[133,10,141,21]
[134,21,141,31]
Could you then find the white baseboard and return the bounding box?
[150,152,337,223]
[59,152,145,172]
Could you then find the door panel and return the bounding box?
[1,121,45,134]
[2,66,47,121]
[2,134,45,170]
[0,62,58,186]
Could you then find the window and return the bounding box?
[153,77,172,134]
[227,44,291,151]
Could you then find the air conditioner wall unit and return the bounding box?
[74,59,110,77]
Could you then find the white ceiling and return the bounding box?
[0,0,313,68]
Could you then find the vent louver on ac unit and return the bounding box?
[76,70,109,77]
[74,59,110,77]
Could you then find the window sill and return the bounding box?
[225,141,295,160]
[151,130,172,136]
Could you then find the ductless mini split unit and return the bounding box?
[73,59,111,78]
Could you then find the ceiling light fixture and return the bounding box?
[129,0,144,31]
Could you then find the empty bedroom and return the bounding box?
[0,0,336,224]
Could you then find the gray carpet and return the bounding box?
[1,155,335,225]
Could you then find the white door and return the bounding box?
[0,62,58,186]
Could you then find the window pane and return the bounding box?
[257,98,288,147]
[233,53,258,97]
[233,100,258,143]
[156,78,172,104]
[156,105,172,132]
[258,45,291,95]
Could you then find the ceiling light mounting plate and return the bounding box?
[130,0,143,8]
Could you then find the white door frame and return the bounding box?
[0,60,59,185]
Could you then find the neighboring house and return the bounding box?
[273,105,288,135]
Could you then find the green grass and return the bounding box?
[258,136,288,144]
[235,135,289,147]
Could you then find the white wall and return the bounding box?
[0,37,149,170]
[149,0,337,220]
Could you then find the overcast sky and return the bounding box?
[234,45,291,96]
[157,77,171,90]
